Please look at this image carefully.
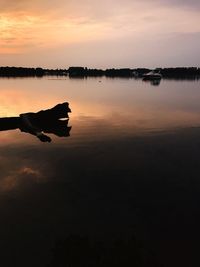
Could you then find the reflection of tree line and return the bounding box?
[0,66,200,79]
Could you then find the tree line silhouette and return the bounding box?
[0,66,200,79]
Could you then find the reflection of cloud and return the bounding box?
[20,167,40,177]
[0,166,44,192]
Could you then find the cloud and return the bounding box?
[0,0,64,16]
[0,0,200,67]
[156,0,200,9]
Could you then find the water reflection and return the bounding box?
[142,78,161,86]
[0,102,71,142]
[1,78,200,267]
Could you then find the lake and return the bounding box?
[0,77,200,266]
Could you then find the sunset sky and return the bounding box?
[0,0,200,69]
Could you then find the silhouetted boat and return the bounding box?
[143,70,162,80]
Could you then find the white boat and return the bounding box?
[143,70,162,80]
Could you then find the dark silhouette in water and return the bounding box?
[0,102,71,142]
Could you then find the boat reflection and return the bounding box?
[143,78,161,86]
[0,102,72,142]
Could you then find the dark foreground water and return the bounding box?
[1,77,200,266]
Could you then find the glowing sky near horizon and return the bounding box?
[0,0,200,68]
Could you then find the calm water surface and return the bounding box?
[1,77,200,266]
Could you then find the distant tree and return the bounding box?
[68,67,86,77]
